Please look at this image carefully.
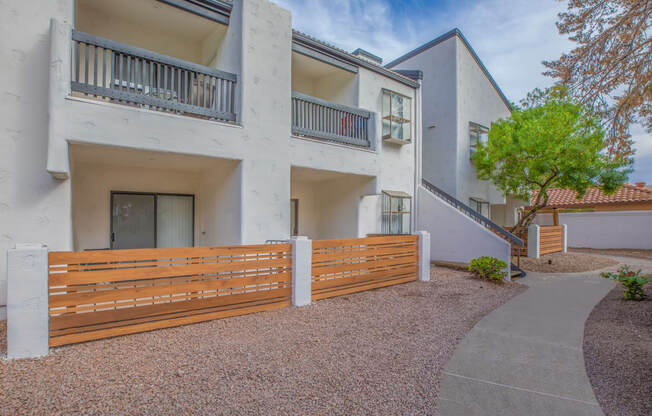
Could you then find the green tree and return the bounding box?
[472,87,630,236]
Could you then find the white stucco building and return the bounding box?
[0,0,423,318]
[386,29,526,272]
[387,29,525,228]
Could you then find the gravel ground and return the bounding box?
[0,267,525,415]
[570,247,652,261]
[515,252,617,273]
[584,283,652,416]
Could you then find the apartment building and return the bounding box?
[387,29,524,228]
[386,29,525,271]
[0,0,422,318]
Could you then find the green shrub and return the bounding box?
[601,265,651,300]
[469,256,507,282]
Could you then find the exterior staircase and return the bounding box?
[421,179,525,278]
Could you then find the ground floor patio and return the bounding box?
[68,144,404,252]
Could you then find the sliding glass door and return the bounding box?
[156,194,194,248]
[111,192,194,249]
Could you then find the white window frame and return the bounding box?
[469,122,489,160]
[382,89,412,144]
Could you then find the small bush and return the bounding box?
[469,256,507,282]
[601,265,652,301]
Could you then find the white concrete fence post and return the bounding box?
[414,231,431,282]
[561,224,568,253]
[527,224,540,259]
[7,244,49,359]
[290,236,312,307]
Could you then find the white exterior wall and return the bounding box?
[534,211,652,249]
[417,186,511,278]
[71,158,242,251]
[290,64,418,236]
[0,0,420,315]
[46,0,293,246]
[391,37,458,197]
[455,37,509,206]
[0,0,75,317]
[291,174,376,240]
[391,33,511,207]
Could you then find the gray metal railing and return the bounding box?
[291,91,372,148]
[421,179,524,247]
[71,30,237,122]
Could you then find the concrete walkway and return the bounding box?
[438,265,623,415]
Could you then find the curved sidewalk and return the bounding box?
[438,267,618,415]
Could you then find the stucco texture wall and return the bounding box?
[0,0,420,316]
[0,0,75,313]
[534,211,652,249]
[391,33,511,210]
[46,0,293,247]
[418,186,511,275]
[71,155,242,251]
[455,37,509,206]
[291,172,375,240]
[391,37,458,197]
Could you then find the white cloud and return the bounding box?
[273,0,572,102]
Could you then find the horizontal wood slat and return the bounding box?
[50,301,289,347]
[48,244,292,346]
[509,225,563,256]
[539,225,563,255]
[311,235,418,300]
[50,257,291,286]
[312,235,417,249]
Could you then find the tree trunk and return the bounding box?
[511,186,551,237]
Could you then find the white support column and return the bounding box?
[561,224,568,253]
[414,231,431,282]
[290,236,312,307]
[527,224,540,259]
[7,244,49,359]
[47,18,72,179]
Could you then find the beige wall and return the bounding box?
[72,163,200,250]
[72,158,242,251]
[291,53,358,107]
[291,173,375,240]
[76,3,200,64]
[196,161,242,246]
[491,196,526,227]
[75,0,228,66]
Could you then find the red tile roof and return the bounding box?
[530,184,652,209]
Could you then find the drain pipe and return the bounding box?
[413,78,423,231]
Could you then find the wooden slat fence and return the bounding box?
[48,244,291,347]
[509,225,563,256]
[311,235,418,300]
[539,225,563,255]
[509,228,528,257]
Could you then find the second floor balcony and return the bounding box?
[291,92,374,148]
[71,31,237,122]
[290,49,374,149]
[71,0,237,122]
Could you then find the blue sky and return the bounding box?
[272,0,652,184]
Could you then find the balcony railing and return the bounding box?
[71,30,237,122]
[291,92,373,148]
